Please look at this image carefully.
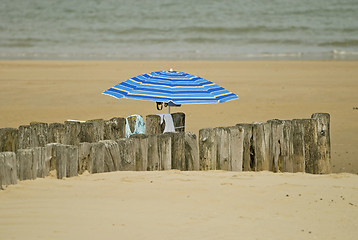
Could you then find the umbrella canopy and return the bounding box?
[103,70,238,106]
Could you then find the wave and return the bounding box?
[319,40,358,47]
[323,27,358,34]
[92,26,171,35]
[0,37,62,48]
[332,50,358,55]
[178,25,311,35]
[0,37,43,48]
[76,25,312,37]
[2,49,358,60]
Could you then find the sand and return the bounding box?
[1,171,358,240]
[0,60,358,239]
[0,60,357,173]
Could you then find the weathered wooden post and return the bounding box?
[104,117,125,140]
[302,119,319,174]
[65,145,78,178]
[0,152,17,185]
[86,119,105,141]
[65,120,105,145]
[43,146,50,177]
[147,135,160,171]
[165,132,185,170]
[81,121,106,143]
[45,143,59,173]
[30,122,48,148]
[185,132,199,171]
[158,134,172,170]
[17,148,37,180]
[130,134,148,171]
[33,147,47,178]
[0,155,2,188]
[311,113,331,174]
[291,120,305,172]
[215,127,230,170]
[236,124,253,171]
[146,115,162,135]
[171,112,185,132]
[252,123,269,171]
[18,123,48,149]
[90,142,105,174]
[46,143,79,178]
[0,153,4,188]
[78,142,92,174]
[199,128,216,170]
[117,138,136,171]
[53,145,66,179]
[64,121,81,145]
[228,126,244,171]
[281,120,294,172]
[48,123,65,144]
[263,123,272,170]
[100,140,120,172]
[79,122,97,143]
[18,125,31,149]
[0,128,18,152]
[267,120,284,172]
[57,145,67,179]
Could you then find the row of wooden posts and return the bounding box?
[0,113,185,152]
[0,112,331,189]
[200,113,331,174]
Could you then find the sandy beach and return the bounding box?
[0,60,357,173]
[1,170,358,240]
[1,60,358,239]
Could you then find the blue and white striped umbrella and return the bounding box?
[102,70,238,107]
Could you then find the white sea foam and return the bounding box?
[332,50,358,55]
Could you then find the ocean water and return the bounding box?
[0,0,358,60]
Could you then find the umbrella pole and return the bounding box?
[168,105,171,114]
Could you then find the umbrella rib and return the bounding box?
[146,73,197,80]
[110,87,235,100]
[121,82,224,94]
[130,78,215,88]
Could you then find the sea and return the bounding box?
[0,0,358,60]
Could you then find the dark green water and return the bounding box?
[1,0,357,60]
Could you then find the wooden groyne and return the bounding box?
[198,114,331,174]
[0,112,330,190]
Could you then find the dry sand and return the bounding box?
[0,60,358,239]
[1,171,358,240]
[0,60,357,173]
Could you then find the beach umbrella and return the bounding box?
[102,69,238,113]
